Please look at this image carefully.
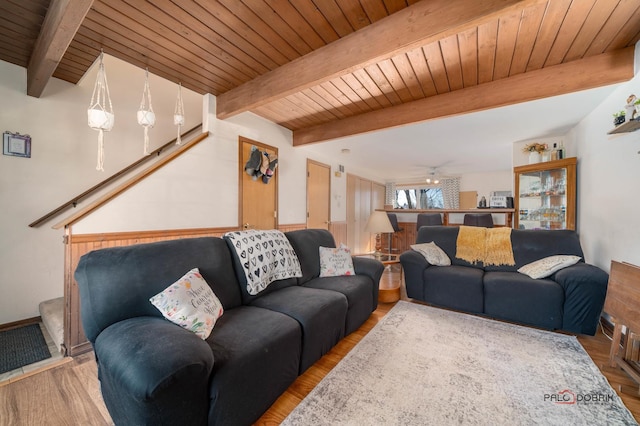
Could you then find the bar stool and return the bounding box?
[416,213,442,231]
[463,213,494,228]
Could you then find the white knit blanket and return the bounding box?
[225,229,302,295]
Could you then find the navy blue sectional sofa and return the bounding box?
[75,229,383,426]
[400,226,608,335]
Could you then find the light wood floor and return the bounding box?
[1,270,639,425]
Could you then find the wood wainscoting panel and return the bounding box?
[64,224,313,355]
[380,221,416,255]
[64,226,239,356]
[329,221,347,246]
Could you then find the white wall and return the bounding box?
[565,71,640,270]
[0,56,354,323]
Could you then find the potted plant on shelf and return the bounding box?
[613,110,626,126]
[523,142,548,164]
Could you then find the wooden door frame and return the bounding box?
[306,159,331,229]
[238,136,279,229]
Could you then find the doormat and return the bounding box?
[0,323,51,374]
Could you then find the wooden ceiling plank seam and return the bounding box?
[458,28,479,88]
[382,0,409,15]
[89,3,244,88]
[405,46,438,97]
[493,9,522,80]
[217,0,547,118]
[3,0,47,23]
[422,41,450,94]
[168,2,279,73]
[263,0,326,49]
[335,0,373,31]
[509,2,547,75]
[1,6,45,30]
[319,81,367,116]
[238,0,315,55]
[363,63,404,105]
[377,57,417,103]
[216,0,304,60]
[54,51,92,73]
[311,0,357,37]
[27,0,94,97]
[390,54,426,100]
[478,20,499,84]
[0,19,41,40]
[331,75,379,112]
[350,68,394,108]
[603,2,640,52]
[0,35,35,55]
[191,0,290,67]
[562,0,619,62]
[438,34,464,92]
[293,47,635,145]
[81,12,237,92]
[358,0,391,23]
[340,73,385,110]
[253,102,308,128]
[584,0,640,56]
[543,0,597,67]
[61,43,102,64]
[138,0,266,79]
[273,96,319,123]
[308,85,360,118]
[53,62,87,80]
[0,53,30,68]
[296,90,344,121]
[300,88,348,120]
[526,0,571,71]
[71,31,213,94]
[286,92,339,123]
[288,0,341,44]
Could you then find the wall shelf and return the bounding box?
[608,118,640,134]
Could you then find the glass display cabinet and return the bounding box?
[514,157,577,230]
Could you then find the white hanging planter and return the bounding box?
[87,51,114,171]
[138,69,155,155]
[174,82,185,145]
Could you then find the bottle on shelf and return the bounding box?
[550,143,558,161]
[558,141,565,159]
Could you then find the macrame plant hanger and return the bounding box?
[174,82,185,145]
[87,50,114,171]
[137,68,155,155]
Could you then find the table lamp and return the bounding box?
[365,211,394,257]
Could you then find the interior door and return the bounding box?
[307,160,331,230]
[240,137,278,230]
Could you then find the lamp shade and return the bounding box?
[365,211,394,234]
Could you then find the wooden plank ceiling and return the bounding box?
[2,0,640,145]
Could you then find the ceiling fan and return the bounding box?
[425,167,441,184]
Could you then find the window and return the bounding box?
[395,187,444,209]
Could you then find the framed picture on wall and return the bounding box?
[3,131,31,158]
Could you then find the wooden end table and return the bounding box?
[356,253,402,303]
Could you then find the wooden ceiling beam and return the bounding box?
[27,0,93,97]
[216,0,546,119]
[292,47,635,146]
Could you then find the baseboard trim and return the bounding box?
[0,316,41,332]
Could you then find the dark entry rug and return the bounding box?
[0,323,51,374]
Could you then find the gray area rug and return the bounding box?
[283,301,637,425]
[0,323,51,374]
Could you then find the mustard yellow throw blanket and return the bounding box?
[456,226,515,266]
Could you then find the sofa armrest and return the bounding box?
[352,256,384,309]
[399,250,431,300]
[94,316,214,425]
[554,263,608,335]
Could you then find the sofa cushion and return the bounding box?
[224,229,302,295]
[319,245,355,277]
[517,255,581,279]
[206,306,301,426]
[420,265,484,313]
[75,237,243,343]
[416,226,484,270]
[249,286,347,373]
[410,242,450,266]
[286,229,337,285]
[303,275,373,335]
[485,229,584,272]
[149,268,224,339]
[483,271,564,330]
